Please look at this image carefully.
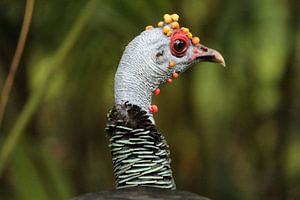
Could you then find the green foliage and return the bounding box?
[1,0,300,199]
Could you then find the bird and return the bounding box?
[72,13,225,200]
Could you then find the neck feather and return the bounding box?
[106,103,176,190]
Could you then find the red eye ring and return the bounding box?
[170,30,189,57]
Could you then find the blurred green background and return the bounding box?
[1,0,300,199]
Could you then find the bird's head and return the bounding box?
[114,14,225,122]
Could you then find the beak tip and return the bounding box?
[214,51,226,67]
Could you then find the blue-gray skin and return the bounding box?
[115,27,225,123]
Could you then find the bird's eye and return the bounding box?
[170,30,189,57]
[173,39,186,53]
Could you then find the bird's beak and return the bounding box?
[193,44,226,67]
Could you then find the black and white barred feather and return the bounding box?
[105,103,176,190]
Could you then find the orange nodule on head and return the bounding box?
[163,14,172,24]
[181,27,190,34]
[171,22,179,29]
[166,31,172,37]
[169,60,176,67]
[145,25,153,30]
[192,36,200,45]
[163,26,171,34]
[145,14,201,46]
[157,21,164,27]
[187,32,193,39]
[171,14,179,22]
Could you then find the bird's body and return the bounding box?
[73,14,225,199]
[72,187,209,200]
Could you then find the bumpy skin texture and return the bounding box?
[114,28,195,122]
[72,187,210,200]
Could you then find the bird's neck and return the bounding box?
[114,73,154,121]
[114,32,168,123]
[114,62,158,122]
[106,103,176,190]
